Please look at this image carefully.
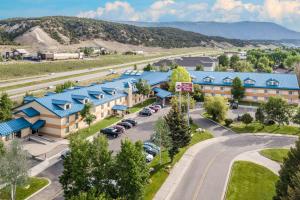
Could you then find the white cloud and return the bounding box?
[262,0,300,21]
[77,0,300,31]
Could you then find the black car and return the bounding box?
[122,118,138,126]
[101,128,119,138]
[117,122,133,129]
[139,109,152,116]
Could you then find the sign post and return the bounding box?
[175,82,194,127]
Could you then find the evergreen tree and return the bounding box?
[0,140,5,156]
[218,54,229,66]
[240,113,253,126]
[274,138,300,200]
[231,77,245,100]
[255,107,265,124]
[0,93,13,122]
[164,106,191,161]
[114,140,149,200]
[230,55,240,68]
[285,170,300,200]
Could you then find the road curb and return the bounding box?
[24,177,51,200]
[153,136,230,200]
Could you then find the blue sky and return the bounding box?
[1,0,300,31]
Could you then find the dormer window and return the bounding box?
[99,94,104,99]
[266,79,279,87]
[203,76,214,83]
[65,103,71,110]
[83,98,90,104]
[112,90,116,95]
[244,78,256,86]
[223,77,233,84]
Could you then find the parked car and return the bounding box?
[152,104,162,110]
[149,106,159,112]
[144,142,160,152]
[122,118,138,126]
[139,109,152,116]
[230,100,239,109]
[101,128,119,138]
[61,150,70,159]
[144,107,156,113]
[143,152,154,163]
[143,144,158,156]
[112,125,125,133]
[117,122,133,129]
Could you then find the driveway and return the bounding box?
[29,107,170,200]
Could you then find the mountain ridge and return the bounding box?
[123,21,300,41]
[0,16,251,49]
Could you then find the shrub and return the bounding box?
[241,113,253,125]
[225,119,234,127]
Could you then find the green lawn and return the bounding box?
[231,122,300,136]
[144,124,213,200]
[226,161,278,200]
[260,149,290,163]
[0,177,49,200]
[128,98,156,113]
[73,116,122,139]
[0,54,156,80]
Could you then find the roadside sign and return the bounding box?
[176,82,193,92]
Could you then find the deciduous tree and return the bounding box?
[136,79,151,96]
[169,66,191,92]
[262,96,294,126]
[230,55,240,68]
[0,93,13,122]
[203,96,229,122]
[114,140,149,200]
[0,139,28,200]
[218,54,229,67]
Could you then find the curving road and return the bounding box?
[155,109,297,200]
[168,134,296,200]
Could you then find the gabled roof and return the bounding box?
[31,120,46,131]
[153,87,173,99]
[16,107,40,118]
[71,94,89,100]
[52,99,71,106]
[0,118,31,136]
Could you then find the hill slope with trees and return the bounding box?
[0,16,251,48]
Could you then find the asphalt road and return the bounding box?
[29,107,170,200]
[6,52,204,98]
[169,130,296,200]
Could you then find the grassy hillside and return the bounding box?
[0,16,249,48]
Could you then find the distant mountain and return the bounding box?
[0,16,252,49]
[124,21,300,41]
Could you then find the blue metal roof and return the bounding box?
[190,71,300,90]
[120,71,171,86]
[112,105,128,111]
[0,118,31,136]
[24,96,36,103]
[31,120,46,131]
[16,107,40,117]
[33,78,131,118]
[153,87,173,99]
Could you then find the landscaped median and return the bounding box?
[0,177,49,200]
[260,148,290,163]
[73,98,156,139]
[144,124,213,200]
[230,122,300,136]
[226,161,278,200]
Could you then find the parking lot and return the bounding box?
[108,107,170,152]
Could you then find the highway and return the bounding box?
[4,51,207,98]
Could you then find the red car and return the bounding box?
[149,106,159,112]
[112,125,125,133]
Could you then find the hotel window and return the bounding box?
[276,90,280,94]
[289,91,293,95]
[75,123,79,129]
[66,116,70,124]
[75,113,79,120]
[101,104,104,109]
[201,86,204,89]
[252,89,256,93]
[253,96,258,100]
[220,87,224,91]
[108,102,111,107]
[264,97,268,101]
[101,112,104,118]
[211,86,214,90]
[65,127,70,133]
[264,90,268,93]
